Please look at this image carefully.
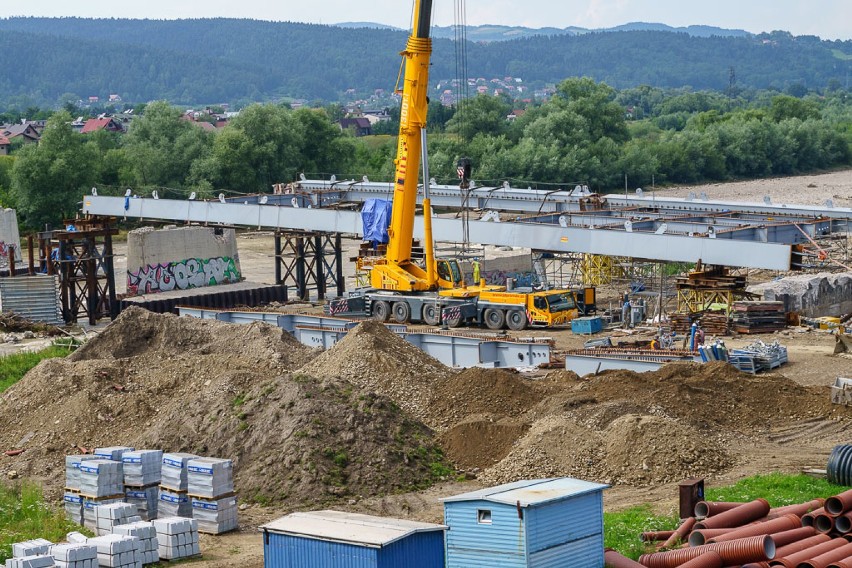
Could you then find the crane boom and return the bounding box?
[370,0,436,292]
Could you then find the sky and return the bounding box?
[0,0,849,41]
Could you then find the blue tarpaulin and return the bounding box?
[362,199,391,245]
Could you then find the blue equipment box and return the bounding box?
[572,316,603,334]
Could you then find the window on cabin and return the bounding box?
[477,509,492,524]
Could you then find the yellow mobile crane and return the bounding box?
[329,0,592,329]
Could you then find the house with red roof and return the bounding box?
[80,117,124,134]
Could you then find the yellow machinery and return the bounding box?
[331,0,591,329]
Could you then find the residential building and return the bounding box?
[80,117,125,134]
[338,117,373,137]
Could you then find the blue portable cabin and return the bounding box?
[443,477,609,568]
[260,510,447,568]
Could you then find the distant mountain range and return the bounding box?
[337,21,753,41]
[0,18,847,107]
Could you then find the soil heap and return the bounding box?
[299,320,451,425]
[0,308,446,505]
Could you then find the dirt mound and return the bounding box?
[72,307,315,371]
[479,413,733,487]
[0,310,447,506]
[298,321,451,425]
[428,368,544,430]
[571,362,835,432]
[438,419,529,469]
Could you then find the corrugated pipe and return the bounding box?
[826,491,852,517]
[797,542,852,568]
[603,548,645,567]
[816,514,837,534]
[641,530,676,542]
[834,513,852,534]
[827,445,852,486]
[638,535,776,568]
[741,563,771,568]
[695,501,747,519]
[775,535,833,558]
[828,556,852,568]
[689,528,742,547]
[675,551,723,568]
[769,500,826,519]
[770,538,848,567]
[660,517,696,549]
[708,514,802,543]
[804,509,828,527]
[770,527,820,548]
[694,499,771,530]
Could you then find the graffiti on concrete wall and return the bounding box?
[127,256,241,296]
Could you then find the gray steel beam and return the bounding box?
[605,194,852,221]
[83,195,794,269]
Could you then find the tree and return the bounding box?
[11,111,97,228]
[446,94,512,141]
[122,101,212,189]
[292,108,356,176]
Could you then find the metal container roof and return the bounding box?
[260,510,447,548]
[443,478,609,508]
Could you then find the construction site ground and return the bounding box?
[1,170,850,567]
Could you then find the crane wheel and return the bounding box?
[483,308,506,330]
[372,300,391,322]
[506,310,528,331]
[392,301,411,323]
[422,304,441,326]
[444,314,463,328]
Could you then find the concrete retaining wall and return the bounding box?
[0,209,22,264]
[126,226,242,296]
[748,271,852,317]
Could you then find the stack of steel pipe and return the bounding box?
[606,492,852,568]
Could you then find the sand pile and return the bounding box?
[299,321,451,425]
[0,308,447,505]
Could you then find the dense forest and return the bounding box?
[0,18,849,106]
[1,78,849,230]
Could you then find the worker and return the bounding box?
[472,258,481,283]
[695,326,706,346]
[649,338,658,350]
[621,293,631,328]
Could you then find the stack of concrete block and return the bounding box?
[4,556,56,568]
[87,535,141,568]
[158,488,191,518]
[160,453,197,491]
[191,495,238,535]
[63,493,84,525]
[64,456,98,491]
[122,451,162,487]
[65,534,88,546]
[113,522,159,565]
[78,460,123,498]
[153,518,200,561]
[94,503,138,536]
[187,457,233,498]
[93,447,135,462]
[82,497,123,532]
[48,544,97,568]
[11,541,52,558]
[124,486,158,521]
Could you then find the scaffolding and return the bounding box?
[39,221,118,325]
[274,231,344,301]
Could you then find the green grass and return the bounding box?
[0,482,85,563]
[0,345,71,394]
[705,473,842,506]
[604,473,846,560]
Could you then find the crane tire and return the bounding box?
[506,310,528,331]
[422,303,441,326]
[372,300,391,322]
[483,308,506,330]
[392,301,411,323]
